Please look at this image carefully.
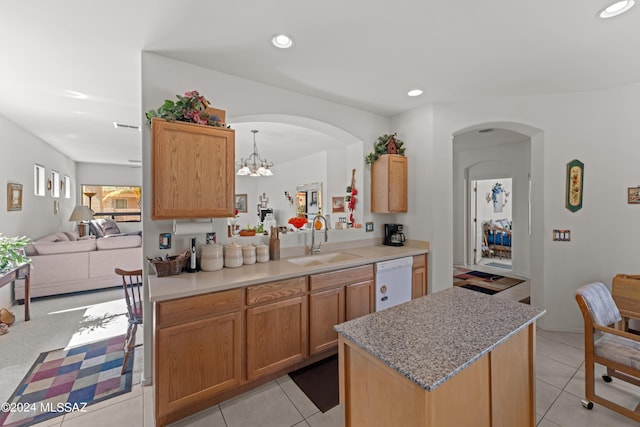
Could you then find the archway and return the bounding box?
[451,121,544,311]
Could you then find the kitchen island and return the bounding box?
[335,286,544,427]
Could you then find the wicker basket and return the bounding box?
[148,251,190,277]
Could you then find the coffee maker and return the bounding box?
[384,224,406,247]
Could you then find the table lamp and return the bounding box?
[69,205,94,237]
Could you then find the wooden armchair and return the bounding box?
[575,282,640,422]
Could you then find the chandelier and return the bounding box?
[236,130,274,177]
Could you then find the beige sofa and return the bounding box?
[15,230,142,302]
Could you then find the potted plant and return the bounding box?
[0,234,31,274]
[365,133,406,164]
[145,90,226,127]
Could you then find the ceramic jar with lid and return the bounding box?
[242,245,256,265]
[200,244,223,271]
[256,244,269,263]
[224,244,243,268]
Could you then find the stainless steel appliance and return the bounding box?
[384,223,406,247]
[375,257,413,311]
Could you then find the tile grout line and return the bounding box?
[276,378,319,424]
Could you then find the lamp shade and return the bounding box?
[69,205,94,222]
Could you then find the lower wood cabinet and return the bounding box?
[154,288,243,424]
[309,287,345,354]
[345,280,374,321]
[246,295,308,380]
[412,254,428,299]
[309,265,374,356]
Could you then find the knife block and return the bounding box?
[269,238,280,260]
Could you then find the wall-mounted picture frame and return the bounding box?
[235,194,248,213]
[7,183,23,211]
[332,196,345,213]
[159,233,172,250]
[628,187,640,204]
[565,159,584,212]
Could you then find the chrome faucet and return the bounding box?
[310,215,328,254]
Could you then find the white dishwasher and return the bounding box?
[375,257,413,311]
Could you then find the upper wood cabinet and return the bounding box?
[152,119,235,219]
[370,154,408,213]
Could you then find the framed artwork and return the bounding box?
[565,159,584,212]
[296,191,307,216]
[628,187,640,204]
[235,194,248,213]
[7,183,23,211]
[159,233,172,249]
[332,196,345,213]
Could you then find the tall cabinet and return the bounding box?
[152,118,235,219]
[370,154,408,213]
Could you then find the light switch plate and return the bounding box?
[553,229,571,242]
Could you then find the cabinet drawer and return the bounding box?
[247,277,307,305]
[156,288,242,328]
[310,265,374,292]
[413,254,426,269]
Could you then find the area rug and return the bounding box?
[289,354,338,413]
[0,335,133,427]
[453,268,524,295]
[485,262,512,269]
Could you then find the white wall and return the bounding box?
[395,83,640,331]
[0,115,77,306]
[76,162,143,234]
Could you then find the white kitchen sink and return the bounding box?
[287,252,362,266]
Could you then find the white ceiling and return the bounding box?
[1,0,638,166]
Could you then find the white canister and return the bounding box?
[200,244,223,271]
[256,244,269,263]
[242,245,256,265]
[224,244,243,268]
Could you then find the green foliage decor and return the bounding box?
[0,234,31,273]
[365,133,406,164]
[145,90,225,127]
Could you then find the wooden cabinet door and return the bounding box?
[371,154,408,213]
[246,296,308,380]
[309,287,345,355]
[412,254,428,299]
[152,119,235,219]
[345,279,374,321]
[156,311,242,418]
[412,267,427,299]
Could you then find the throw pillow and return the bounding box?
[63,231,79,241]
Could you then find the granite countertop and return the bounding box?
[148,244,428,302]
[334,286,544,391]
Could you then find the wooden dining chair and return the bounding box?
[115,268,143,375]
[575,282,640,422]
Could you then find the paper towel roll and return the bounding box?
[172,219,213,235]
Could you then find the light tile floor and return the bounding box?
[2,290,640,426]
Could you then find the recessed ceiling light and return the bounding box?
[407,89,423,97]
[271,34,293,49]
[599,0,635,18]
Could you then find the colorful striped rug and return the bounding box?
[0,335,133,427]
[453,268,523,295]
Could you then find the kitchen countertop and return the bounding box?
[334,286,544,391]
[148,243,428,302]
